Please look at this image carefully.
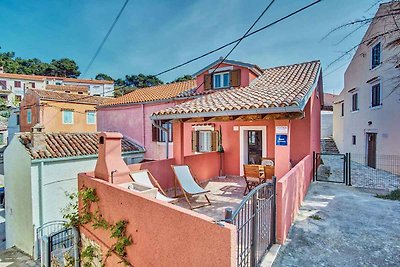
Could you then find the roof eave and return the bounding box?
[150,105,302,121]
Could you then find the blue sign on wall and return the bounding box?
[276,134,288,146]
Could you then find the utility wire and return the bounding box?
[82,0,130,77]
[80,0,323,100]
[193,0,277,93]
[155,0,322,77]
[23,0,322,105]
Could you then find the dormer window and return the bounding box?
[213,72,230,89]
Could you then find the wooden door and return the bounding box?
[367,133,377,168]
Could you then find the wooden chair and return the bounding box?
[243,164,264,195]
[171,165,211,210]
[263,165,275,181]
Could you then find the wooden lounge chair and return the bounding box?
[130,170,177,203]
[243,164,265,195]
[171,165,211,210]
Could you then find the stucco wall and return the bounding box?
[4,138,34,255]
[321,111,333,138]
[97,101,181,160]
[276,155,313,244]
[78,173,237,267]
[20,94,98,133]
[333,5,400,157]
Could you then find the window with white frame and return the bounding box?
[371,42,381,69]
[86,111,96,124]
[62,110,74,124]
[351,92,359,111]
[213,72,230,89]
[152,121,173,142]
[27,109,32,124]
[371,83,381,107]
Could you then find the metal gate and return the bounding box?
[36,220,67,259]
[313,152,351,185]
[225,178,276,267]
[42,227,79,267]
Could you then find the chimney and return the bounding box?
[31,124,46,152]
[94,132,131,184]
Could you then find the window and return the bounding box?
[371,83,381,107]
[192,130,219,153]
[27,109,32,124]
[15,95,21,102]
[152,121,173,142]
[351,93,359,111]
[64,91,71,93]
[0,80,6,89]
[352,135,356,145]
[341,102,344,117]
[16,114,20,125]
[78,92,84,95]
[14,81,21,88]
[86,111,96,124]
[56,82,62,85]
[62,110,74,124]
[29,82,36,88]
[371,42,381,69]
[213,72,230,89]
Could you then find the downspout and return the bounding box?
[38,161,44,226]
[141,104,145,145]
[151,120,169,159]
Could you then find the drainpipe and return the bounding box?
[151,120,169,159]
[141,104,145,145]
[38,161,44,226]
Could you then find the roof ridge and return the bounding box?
[263,60,320,72]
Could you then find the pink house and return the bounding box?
[76,60,323,266]
[96,58,263,160]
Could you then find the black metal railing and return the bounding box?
[225,178,276,267]
[350,154,400,190]
[36,220,66,258]
[49,228,74,253]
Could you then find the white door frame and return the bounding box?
[239,126,267,175]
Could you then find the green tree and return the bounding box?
[124,74,163,88]
[172,74,193,83]
[95,73,114,81]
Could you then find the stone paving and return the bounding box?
[273,182,400,267]
[173,176,246,221]
[0,247,39,267]
[318,154,400,191]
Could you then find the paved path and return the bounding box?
[273,182,400,267]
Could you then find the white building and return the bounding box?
[7,107,19,144]
[0,67,115,104]
[333,2,400,169]
[4,129,144,256]
[321,93,336,138]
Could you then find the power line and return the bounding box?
[193,0,276,93]
[154,0,322,77]
[82,0,130,77]
[22,0,322,105]
[81,0,323,100]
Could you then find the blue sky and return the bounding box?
[0,0,383,94]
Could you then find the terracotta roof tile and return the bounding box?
[152,61,321,117]
[0,72,114,84]
[46,84,89,94]
[29,89,110,105]
[18,132,144,160]
[101,79,197,106]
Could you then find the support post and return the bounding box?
[348,153,352,186]
[224,208,233,224]
[251,193,258,267]
[274,120,291,179]
[272,176,277,243]
[312,151,316,182]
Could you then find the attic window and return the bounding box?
[213,72,230,89]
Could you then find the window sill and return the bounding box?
[213,86,231,90]
[155,141,173,144]
[350,110,359,113]
[370,105,382,110]
[370,64,382,71]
